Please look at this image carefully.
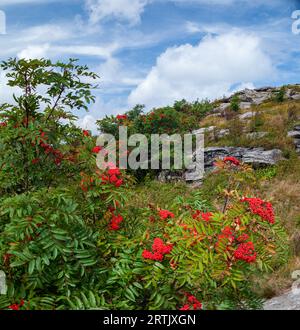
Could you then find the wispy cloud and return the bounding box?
[85,0,148,26]
[0,0,70,6]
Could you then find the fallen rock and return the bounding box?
[288,125,300,153]
[212,103,230,114]
[192,126,216,135]
[239,111,255,120]
[158,170,184,183]
[239,102,252,110]
[246,132,268,139]
[216,129,230,138]
[192,126,229,139]
[291,94,300,100]
[264,289,300,310]
[288,131,300,138]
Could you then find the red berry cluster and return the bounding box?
[116,114,128,120]
[8,299,25,311]
[142,238,173,261]
[179,223,199,239]
[39,131,63,166]
[31,158,40,165]
[223,156,240,166]
[158,209,175,220]
[179,293,202,311]
[79,173,94,192]
[234,241,257,263]
[102,168,123,188]
[0,121,7,127]
[241,197,275,224]
[107,203,124,231]
[80,167,123,192]
[92,146,103,153]
[237,233,249,243]
[215,226,235,252]
[83,130,90,137]
[109,214,124,231]
[192,211,213,222]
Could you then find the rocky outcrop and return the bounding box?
[157,85,300,183]
[286,88,300,100]
[236,88,274,104]
[158,147,283,183]
[201,147,283,173]
[213,86,300,115]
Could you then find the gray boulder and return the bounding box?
[202,147,283,172]
[242,148,283,166]
[239,111,255,120]
[158,146,284,183]
[288,131,300,138]
[239,102,252,109]
[183,147,283,183]
[264,290,300,310]
[291,94,300,100]
[217,129,230,138]
[192,126,229,139]
[192,126,216,135]
[212,103,230,114]
[288,125,300,153]
[158,170,184,183]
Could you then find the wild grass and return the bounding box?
[204,101,300,156]
[126,180,193,210]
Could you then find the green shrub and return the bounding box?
[274,87,285,103]
[230,95,240,112]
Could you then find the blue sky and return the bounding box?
[0,0,300,131]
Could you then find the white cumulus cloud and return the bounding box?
[85,0,148,25]
[17,44,50,59]
[128,32,275,108]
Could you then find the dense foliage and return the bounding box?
[97,101,213,181]
[0,59,288,310]
[97,100,213,137]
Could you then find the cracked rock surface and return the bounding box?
[264,290,300,310]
